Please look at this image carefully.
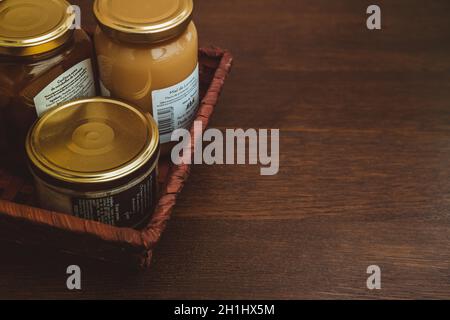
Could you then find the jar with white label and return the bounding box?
[93,0,199,152]
[0,0,98,168]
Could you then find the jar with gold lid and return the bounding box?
[93,0,199,152]
[0,0,98,167]
[26,97,160,229]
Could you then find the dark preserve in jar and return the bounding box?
[0,0,98,169]
[26,98,160,229]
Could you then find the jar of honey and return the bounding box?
[93,0,199,151]
[26,98,160,229]
[0,0,98,166]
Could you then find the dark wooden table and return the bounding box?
[1,0,450,299]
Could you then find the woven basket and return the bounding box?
[0,47,233,269]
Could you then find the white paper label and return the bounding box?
[152,64,199,144]
[33,59,96,117]
[100,80,111,97]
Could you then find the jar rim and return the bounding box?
[26,97,160,187]
[93,0,194,44]
[0,0,76,56]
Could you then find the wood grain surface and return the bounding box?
[1,0,450,299]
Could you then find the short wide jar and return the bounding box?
[26,98,160,229]
[93,0,199,146]
[0,0,98,165]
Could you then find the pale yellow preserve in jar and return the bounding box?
[93,0,199,145]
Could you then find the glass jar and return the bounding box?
[93,0,199,151]
[26,97,160,229]
[0,0,98,168]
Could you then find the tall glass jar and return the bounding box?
[0,0,98,168]
[93,0,199,153]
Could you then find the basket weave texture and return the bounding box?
[0,47,233,268]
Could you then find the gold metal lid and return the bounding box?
[0,0,75,56]
[26,98,159,186]
[94,0,193,44]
